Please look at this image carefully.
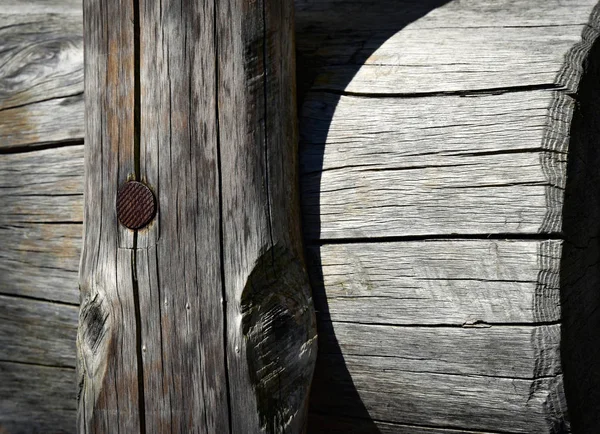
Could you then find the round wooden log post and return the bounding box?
[77,0,317,432]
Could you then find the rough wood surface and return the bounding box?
[295,0,598,95]
[0,362,76,433]
[0,7,84,151]
[217,0,317,432]
[0,7,83,427]
[0,295,77,367]
[134,1,225,431]
[0,145,84,225]
[77,0,140,431]
[0,144,82,305]
[78,0,316,432]
[294,0,600,432]
[311,355,565,433]
[319,321,561,379]
[301,90,568,239]
[1,0,600,432]
[308,240,561,325]
[0,224,80,304]
[308,414,500,434]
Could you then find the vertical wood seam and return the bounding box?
[214,0,234,431]
[132,0,146,431]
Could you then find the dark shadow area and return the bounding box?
[560,24,600,434]
[294,1,451,431]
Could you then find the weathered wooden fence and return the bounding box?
[2,0,600,432]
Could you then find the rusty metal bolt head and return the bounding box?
[116,181,156,230]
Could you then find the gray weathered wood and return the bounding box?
[308,240,561,325]
[0,144,82,304]
[311,355,566,433]
[0,145,83,225]
[1,0,599,432]
[301,90,569,239]
[79,0,316,432]
[0,9,84,150]
[295,0,600,432]
[0,224,80,304]
[0,95,84,151]
[0,13,82,109]
[0,362,76,433]
[0,295,77,367]
[2,0,82,14]
[134,0,225,431]
[296,0,598,94]
[0,7,83,430]
[319,321,561,379]
[217,0,317,432]
[77,0,140,431]
[307,414,500,434]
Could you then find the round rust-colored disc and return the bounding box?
[116,181,156,230]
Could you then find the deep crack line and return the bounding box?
[131,0,146,430]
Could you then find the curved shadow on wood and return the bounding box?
[560,6,600,432]
[295,1,451,431]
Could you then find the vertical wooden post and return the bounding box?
[77,0,317,432]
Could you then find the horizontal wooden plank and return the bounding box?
[0,361,76,434]
[308,240,561,325]
[0,295,77,367]
[296,0,597,94]
[0,11,84,150]
[313,356,566,432]
[311,27,583,94]
[308,413,500,434]
[0,13,83,110]
[319,322,561,379]
[0,95,84,151]
[300,91,570,239]
[300,90,560,153]
[1,1,81,14]
[0,224,81,304]
[311,354,567,433]
[296,0,594,31]
[0,145,84,224]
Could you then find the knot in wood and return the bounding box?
[116,181,156,229]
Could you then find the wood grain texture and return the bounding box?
[77,0,140,431]
[295,0,600,432]
[0,362,76,434]
[300,90,570,239]
[0,13,82,110]
[0,131,82,305]
[217,0,317,432]
[135,0,226,432]
[0,145,84,225]
[308,240,561,325]
[0,224,80,304]
[308,414,501,434]
[78,0,317,431]
[2,0,82,15]
[295,0,598,94]
[0,94,84,151]
[319,321,561,379]
[311,354,566,433]
[1,0,599,432]
[0,5,83,433]
[0,295,77,367]
[0,9,84,151]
